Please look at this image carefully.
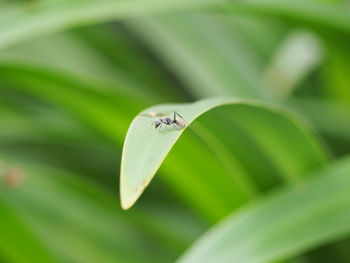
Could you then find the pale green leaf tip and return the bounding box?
[120,175,136,210]
[120,171,151,210]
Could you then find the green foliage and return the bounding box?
[0,0,350,263]
[179,156,350,263]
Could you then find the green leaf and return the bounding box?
[322,38,350,105]
[0,32,128,86]
[127,15,266,98]
[262,30,323,99]
[75,25,184,100]
[0,0,221,49]
[0,62,148,143]
[286,98,350,143]
[0,158,203,263]
[178,156,350,263]
[0,28,176,100]
[221,0,350,34]
[120,97,328,209]
[1,0,349,51]
[0,197,56,263]
[0,62,328,222]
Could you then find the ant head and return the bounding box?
[154,120,161,129]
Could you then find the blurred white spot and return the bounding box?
[263,30,323,99]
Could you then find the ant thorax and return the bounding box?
[163,117,172,125]
[152,112,186,129]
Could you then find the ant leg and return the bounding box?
[151,121,159,128]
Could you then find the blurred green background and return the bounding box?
[1,0,350,262]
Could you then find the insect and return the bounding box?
[152,112,186,129]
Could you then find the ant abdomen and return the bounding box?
[174,118,186,127]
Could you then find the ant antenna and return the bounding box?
[174,112,184,120]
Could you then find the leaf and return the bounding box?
[286,98,350,143]
[0,198,57,263]
[0,32,128,86]
[120,97,328,209]
[0,62,148,143]
[0,61,328,221]
[1,0,349,51]
[262,30,323,99]
[0,28,177,101]
[0,157,204,263]
[321,38,350,105]
[0,0,221,49]
[221,0,350,34]
[178,156,350,263]
[75,25,184,100]
[127,14,266,98]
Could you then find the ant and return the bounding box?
[152,112,186,129]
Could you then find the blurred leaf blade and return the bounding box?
[0,158,203,263]
[179,156,350,263]
[1,0,350,51]
[128,15,266,99]
[0,0,222,49]
[286,98,350,143]
[221,0,350,33]
[0,197,57,263]
[0,61,149,143]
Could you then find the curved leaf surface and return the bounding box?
[120,97,327,209]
